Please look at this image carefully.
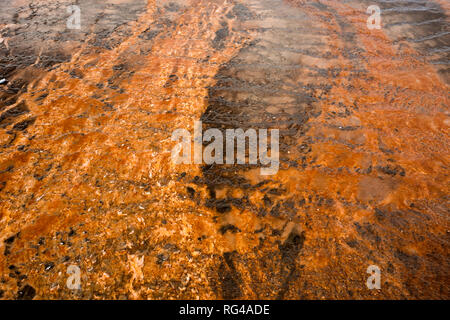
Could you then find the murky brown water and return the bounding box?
[0,0,448,299]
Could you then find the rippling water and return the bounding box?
[0,0,448,299]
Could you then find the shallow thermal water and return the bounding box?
[0,0,448,299]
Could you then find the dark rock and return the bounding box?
[12,117,35,131]
[17,285,36,300]
[279,230,305,263]
[0,102,29,127]
[44,262,55,271]
[215,200,231,213]
[35,93,48,102]
[157,253,169,265]
[68,228,76,237]
[4,232,19,256]
[219,224,241,235]
[211,22,229,50]
[186,186,195,198]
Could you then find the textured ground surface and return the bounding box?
[0,0,448,299]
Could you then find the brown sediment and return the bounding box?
[0,0,448,299]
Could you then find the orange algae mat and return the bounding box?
[0,0,448,299]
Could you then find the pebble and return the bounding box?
[44,262,55,271]
[0,78,7,85]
